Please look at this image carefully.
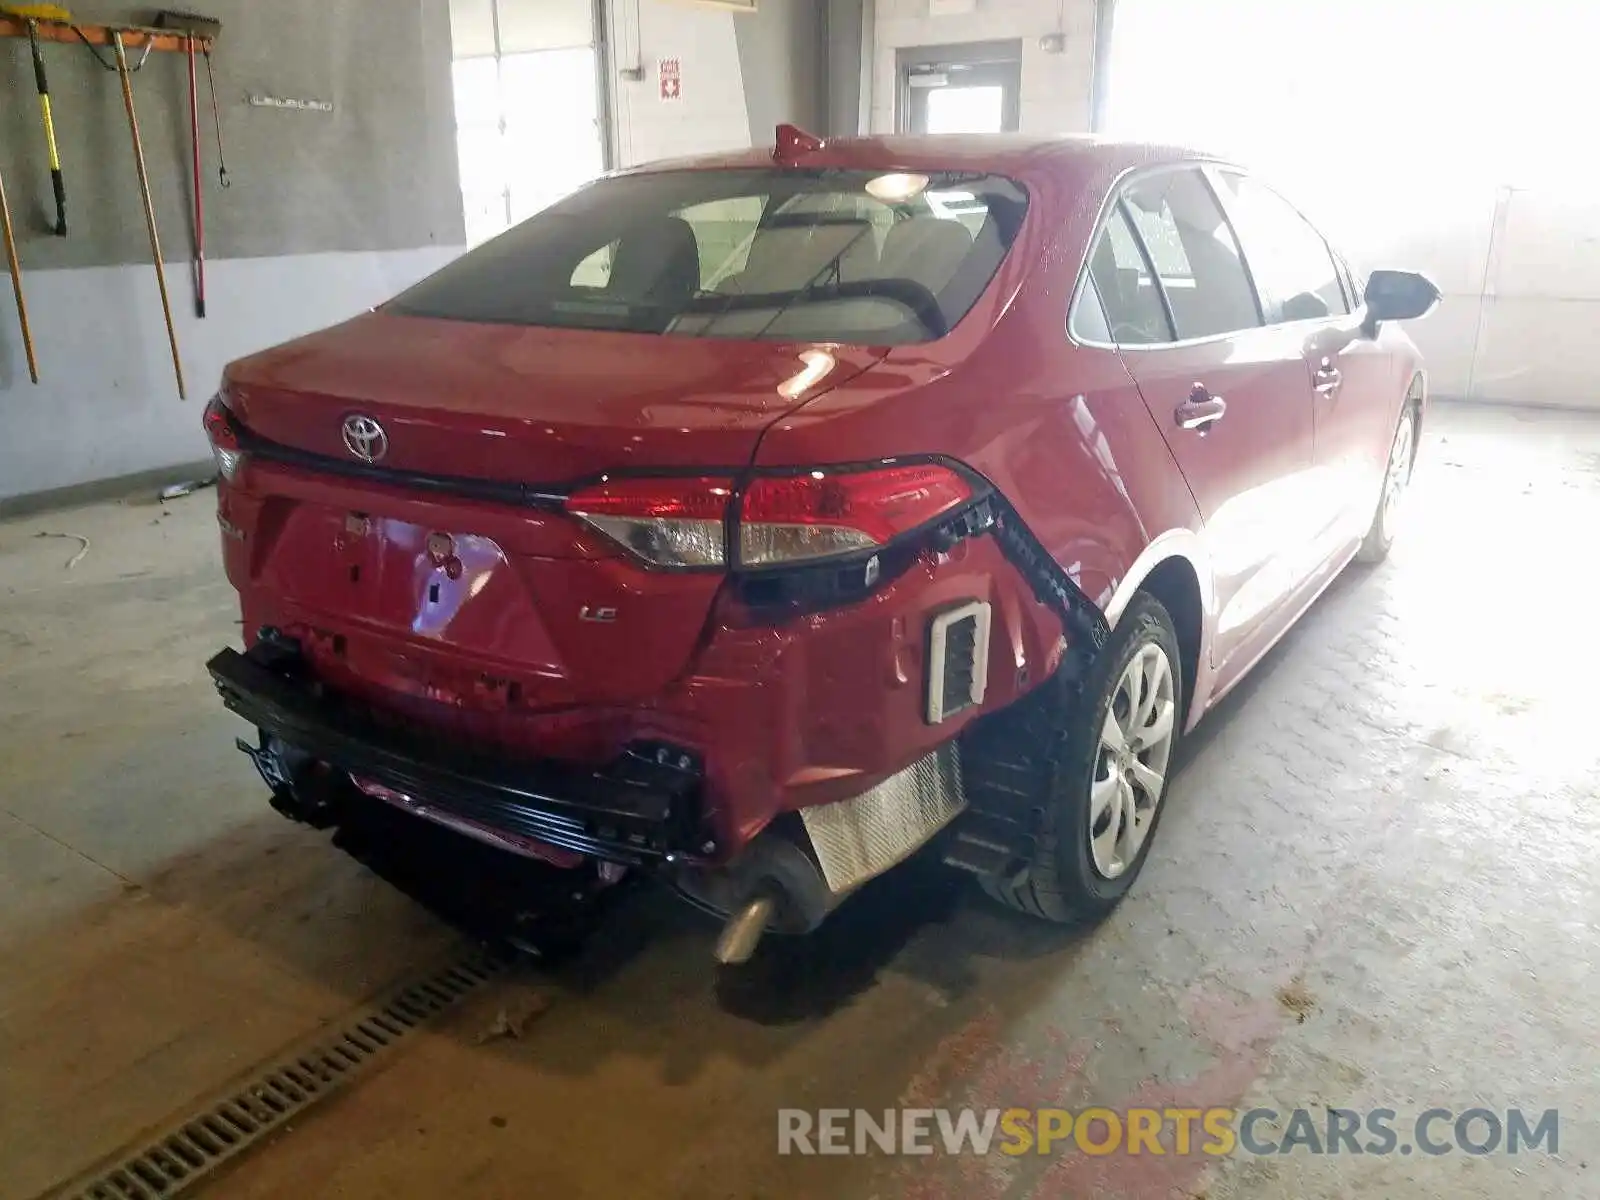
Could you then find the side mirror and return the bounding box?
[1362,269,1441,336]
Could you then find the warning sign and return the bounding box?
[659,58,682,102]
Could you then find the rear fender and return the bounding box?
[1102,531,1219,732]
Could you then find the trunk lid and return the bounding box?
[225,313,886,710]
[227,312,886,483]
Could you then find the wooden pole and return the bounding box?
[0,163,39,384]
[113,30,186,399]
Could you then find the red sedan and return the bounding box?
[203,129,1437,963]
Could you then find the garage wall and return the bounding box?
[0,0,464,504]
[607,0,824,167]
[1353,186,1600,410]
[1,0,845,506]
[1105,0,1600,412]
[870,0,1097,134]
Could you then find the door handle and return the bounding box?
[1175,385,1227,433]
[1313,358,1343,395]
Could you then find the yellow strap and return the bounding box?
[38,96,60,169]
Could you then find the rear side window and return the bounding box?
[1214,172,1348,321]
[1082,207,1170,344]
[390,169,1029,344]
[1068,274,1113,343]
[1121,169,1260,340]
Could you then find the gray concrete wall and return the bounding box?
[733,0,825,140]
[823,0,871,137]
[0,0,464,501]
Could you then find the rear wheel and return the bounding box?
[980,594,1183,924]
[1356,402,1418,563]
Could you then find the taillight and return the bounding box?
[567,463,976,571]
[203,392,246,482]
[738,464,972,566]
[566,476,733,567]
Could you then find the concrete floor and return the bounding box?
[2,402,1596,1199]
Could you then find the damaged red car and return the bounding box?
[204,130,1438,963]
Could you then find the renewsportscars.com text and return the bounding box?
[777,1106,1559,1158]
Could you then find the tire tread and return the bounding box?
[973,596,1181,925]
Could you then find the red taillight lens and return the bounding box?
[738,464,972,566]
[566,476,733,567]
[203,392,247,482]
[564,464,974,570]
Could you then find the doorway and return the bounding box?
[897,40,1022,135]
[449,0,607,245]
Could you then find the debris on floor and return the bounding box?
[475,991,551,1044]
[1275,976,1317,1024]
[33,531,89,569]
[158,476,217,501]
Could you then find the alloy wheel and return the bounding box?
[1379,413,1416,543]
[1089,642,1177,880]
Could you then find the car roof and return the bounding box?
[617,133,1224,183]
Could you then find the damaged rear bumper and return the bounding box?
[209,639,973,959]
[208,644,708,865]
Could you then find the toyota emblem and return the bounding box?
[342,414,388,463]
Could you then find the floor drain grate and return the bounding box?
[54,948,507,1199]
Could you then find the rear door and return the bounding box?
[1210,170,1395,547]
[1083,166,1318,676]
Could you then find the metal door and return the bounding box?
[898,40,1022,135]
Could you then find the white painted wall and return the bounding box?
[1109,0,1600,411]
[1407,189,1600,409]
[871,0,1097,134]
[607,0,754,165]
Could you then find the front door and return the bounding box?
[899,41,1022,135]
[1087,167,1319,680]
[1210,170,1394,553]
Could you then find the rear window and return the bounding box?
[389,168,1029,343]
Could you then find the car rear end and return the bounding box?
[203,151,1093,956]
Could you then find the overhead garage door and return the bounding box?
[1106,0,1600,409]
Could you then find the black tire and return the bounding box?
[979,593,1184,924]
[1356,400,1419,564]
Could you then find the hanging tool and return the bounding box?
[157,10,223,315]
[3,6,74,236]
[187,35,205,315]
[0,162,40,384]
[204,44,230,188]
[157,10,228,188]
[25,18,68,236]
[112,30,186,399]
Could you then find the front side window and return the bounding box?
[1214,172,1348,322]
[1121,169,1261,340]
[391,169,1029,344]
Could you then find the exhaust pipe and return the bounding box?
[675,832,836,961]
[714,894,775,965]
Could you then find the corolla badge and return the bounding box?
[342,414,388,463]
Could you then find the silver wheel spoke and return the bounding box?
[1134,648,1159,725]
[1086,637,1179,881]
[1090,769,1120,824]
[1122,778,1141,842]
[1094,780,1127,869]
[1134,697,1175,751]
[1100,708,1126,753]
[1128,757,1165,799]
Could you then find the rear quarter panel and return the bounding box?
[753,156,1205,685]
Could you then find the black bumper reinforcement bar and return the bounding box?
[207,645,705,864]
